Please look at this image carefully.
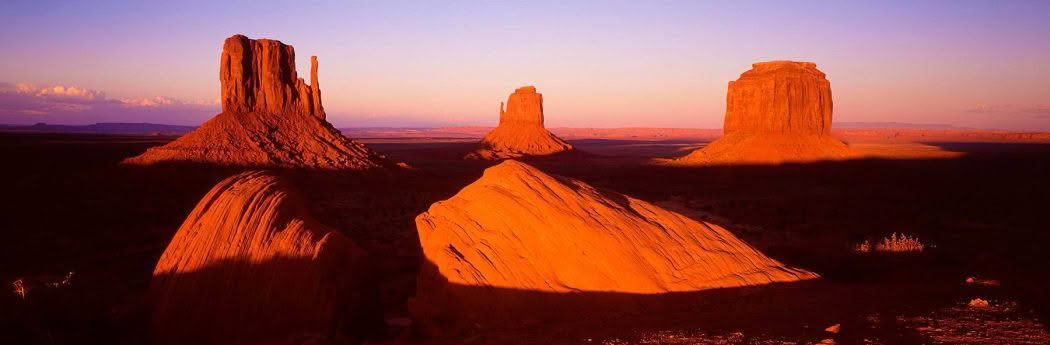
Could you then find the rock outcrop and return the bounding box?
[672,61,857,165]
[124,35,386,169]
[410,160,818,333]
[150,171,368,344]
[466,86,572,159]
[220,35,325,118]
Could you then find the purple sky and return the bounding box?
[2,1,1048,130]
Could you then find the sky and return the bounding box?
[1,1,1048,130]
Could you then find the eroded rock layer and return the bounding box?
[674,61,857,165]
[410,160,818,332]
[150,171,365,344]
[467,86,572,159]
[123,35,386,169]
[221,34,324,118]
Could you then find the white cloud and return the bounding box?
[1,81,218,125]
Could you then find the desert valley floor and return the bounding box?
[3,131,1050,344]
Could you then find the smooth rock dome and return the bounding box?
[410,160,818,333]
[150,171,369,344]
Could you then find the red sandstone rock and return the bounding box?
[724,61,832,136]
[467,86,572,159]
[220,35,324,118]
[410,160,818,333]
[124,35,386,169]
[673,61,857,165]
[150,171,366,344]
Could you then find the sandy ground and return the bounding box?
[2,130,1050,344]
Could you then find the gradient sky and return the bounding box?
[2,1,1048,129]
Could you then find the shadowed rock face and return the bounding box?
[467,86,572,159]
[673,61,857,165]
[150,171,366,344]
[123,35,386,169]
[221,35,325,119]
[410,160,818,333]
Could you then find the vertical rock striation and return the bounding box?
[467,86,572,159]
[219,35,325,119]
[123,34,387,169]
[673,61,856,165]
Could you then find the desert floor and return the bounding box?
[3,132,1050,344]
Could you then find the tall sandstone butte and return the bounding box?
[124,35,386,169]
[410,160,818,334]
[150,171,370,344]
[466,86,573,159]
[674,61,856,165]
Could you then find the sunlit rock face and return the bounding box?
[220,35,324,119]
[123,34,386,169]
[150,171,367,344]
[466,86,573,159]
[673,61,857,165]
[410,160,818,334]
[724,61,832,136]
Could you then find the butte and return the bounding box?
[149,171,378,344]
[671,61,858,165]
[123,34,387,169]
[465,85,573,160]
[409,160,818,334]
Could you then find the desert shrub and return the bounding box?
[854,233,925,253]
[876,233,925,253]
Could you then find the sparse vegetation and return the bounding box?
[855,233,925,253]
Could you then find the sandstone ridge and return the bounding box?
[410,160,818,333]
[466,85,573,159]
[123,34,387,169]
[150,171,367,344]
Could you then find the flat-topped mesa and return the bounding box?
[498,85,544,127]
[467,85,572,159]
[724,60,832,137]
[220,34,325,119]
[668,60,856,165]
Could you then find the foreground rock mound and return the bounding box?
[411,160,818,333]
[151,171,367,344]
[124,35,386,169]
[673,61,856,165]
[466,86,572,159]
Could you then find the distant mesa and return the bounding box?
[671,61,858,165]
[465,85,573,159]
[409,160,818,334]
[123,34,387,169]
[150,171,371,343]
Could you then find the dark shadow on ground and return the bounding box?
[3,133,1050,344]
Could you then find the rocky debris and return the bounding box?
[670,61,858,165]
[466,86,572,159]
[410,160,818,333]
[150,171,369,344]
[123,35,387,169]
